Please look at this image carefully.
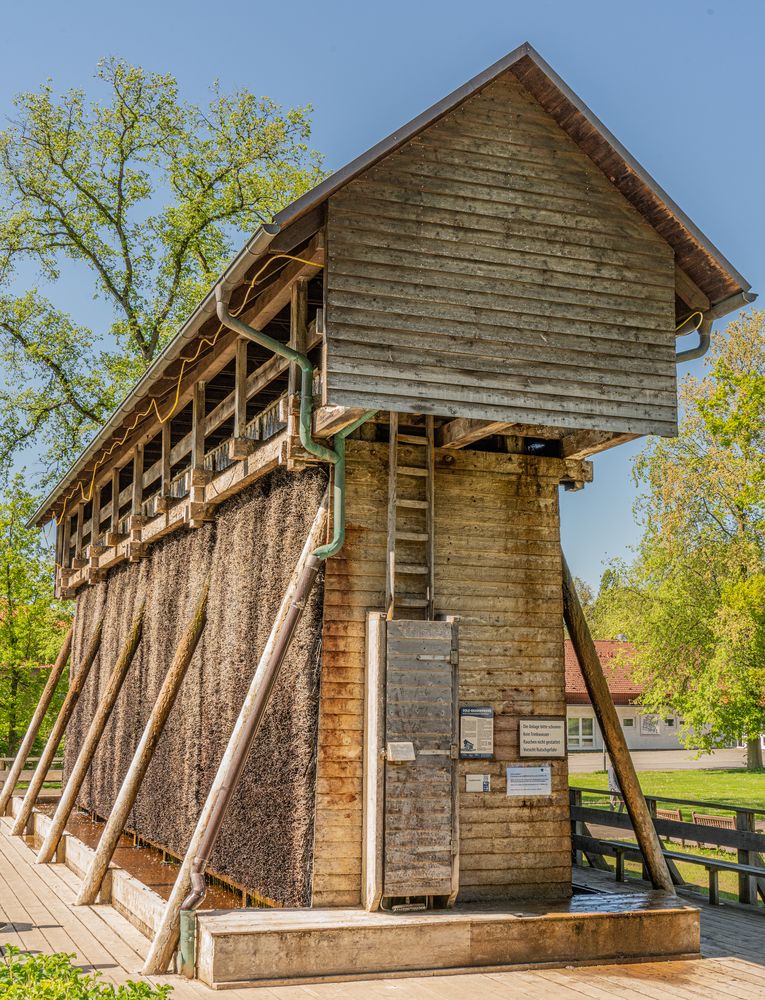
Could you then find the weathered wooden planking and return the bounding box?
[313,441,572,906]
[325,72,676,436]
[382,619,457,899]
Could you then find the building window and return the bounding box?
[622,717,635,728]
[664,717,675,728]
[568,716,595,748]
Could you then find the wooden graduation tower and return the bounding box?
[26,42,752,984]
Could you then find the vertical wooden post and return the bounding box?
[131,444,144,519]
[562,553,675,894]
[90,484,102,551]
[160,421,172,509]
[11,624,103,836]
[62,512,72,567]
[143,498,328,975]
[0,627,73,815]
[73,505,86,568]
[228,339,253,461]
[188,382,209,527]
[76,579,210,905]
[106,467,121,545]
[736,809,756,904]
[286,279,308,467]
[192,381,206,479]
[36,606,145,864]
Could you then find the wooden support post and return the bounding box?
[0,626,73,816]
[36,606,145,864]
[736,810,756,904]
[131,444,144,520]
[106,468,121,545]
[62,513,72,567]
[128,445,145,561]
[158,421,172,511]
[143,497,328,975]
[11,623,103,836]
[90,484,102,552]
[286,278,309,469]
[72,505,86,568]
[76,579,209,905]
[188,381,210,527]
[229,339,253,460]
[562,553,675,894]
[191,381,206,483]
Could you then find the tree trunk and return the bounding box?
[746,738,763,771]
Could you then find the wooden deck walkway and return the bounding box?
[1,817,763,998]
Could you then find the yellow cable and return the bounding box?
[675,311,703,335]
[55,252,318,526]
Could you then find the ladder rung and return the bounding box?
[398,434,427,445]
[396,499,428,509]
[396,563,428,574]
[396,531,429,542]
[398,466,428,477]
[397,597,429,608]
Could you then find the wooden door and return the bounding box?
[382,619,458,900]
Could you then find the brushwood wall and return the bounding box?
[64,468,327,906]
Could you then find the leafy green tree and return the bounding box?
[0,475,71,756]
[594,311,765,768]
[0,57,323,483]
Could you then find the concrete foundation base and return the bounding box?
[195,894,700,989]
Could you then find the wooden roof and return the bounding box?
[31,42,751,527]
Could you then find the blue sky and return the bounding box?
[1,0,762,586]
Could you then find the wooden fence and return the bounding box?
[0,756,64,794]
[570,786,765,907]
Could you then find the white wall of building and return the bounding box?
[566,704,686,753]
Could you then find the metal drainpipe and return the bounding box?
[675,291,757,363]
[176,290,374,956]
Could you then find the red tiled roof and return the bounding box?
[564,640,643,705]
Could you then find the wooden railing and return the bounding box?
[570,786,765,907]
[0,756,64,793]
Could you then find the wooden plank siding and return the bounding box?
[325,71,677,436]
[312,441,574,906]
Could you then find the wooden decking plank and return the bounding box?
[0,832,89,962]
[0,825,128,980]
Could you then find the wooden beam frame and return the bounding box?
[560,430,638,461]
[51,232,325,523]
[438,418,515,449]
[675,266,710,314]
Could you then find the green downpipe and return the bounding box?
[215,287,375,561]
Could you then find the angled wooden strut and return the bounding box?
[143,494,328,975]
[11,623,103,836]
[36,604,145,864]
[0,625,73,815]
[76,577,210,906]
[562,553,675,894]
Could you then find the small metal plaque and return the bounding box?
[386,741,416,762]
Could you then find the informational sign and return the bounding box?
[519,718,566,758]
[640,714,661,736]
[386,741,416,762]
[459,707,494,759]
[506,764,552,797]
[465,773,491,793]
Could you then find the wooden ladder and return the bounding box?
[385,413,435,620]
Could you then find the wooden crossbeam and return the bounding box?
[438,417,515,449]
[560,430,638,460]
[675,266,710,313]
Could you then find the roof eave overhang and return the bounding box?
[32,41,752,527]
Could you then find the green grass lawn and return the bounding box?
[570,768,765,818]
